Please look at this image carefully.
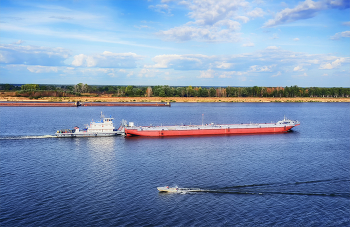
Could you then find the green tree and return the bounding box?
[125,85,134,96]
[241,87,248,97]
[21,84,39,91]
[209,88,216,97]
[252,86,260,97]
[159,90,166,97]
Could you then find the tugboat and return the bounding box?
[55,112,123,137]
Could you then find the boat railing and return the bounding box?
[57,129,76,134]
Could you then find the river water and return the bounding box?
[1,103,349,226]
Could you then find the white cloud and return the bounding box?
[72,54,86,67]
[0,53,6,63]
[145,54,210,69]
[235,16,250,23]
[330,31,350,39]
[0,44,70,65]
[271,71,281,77]
[307,59,319,64]
[138,68,158,78]
[184,0,249,26]
[108,72,117,77]
[293,65,304,71]
[134,25,151,29]
[343,21,350,26]
[71,51,143,68]
[13,40,24,45]
[266,46,278,49]
[2,64,138,78]
[145,54,182,68]
[104,68,133,78]
[159,26,210,42]
[137,48,349,80]
[149,4,172,14]
[263,0,350,28]
[198,69,215,78]
[158,0,249,42]
[216,62,234,69]
[159,24,241,42]
[319,58,345,69]
[293,38,300,41]
[242,42,255,47]
[219,72,233,78]
[322,64,333,70]
[249,64,276,72]
[27,65,58,73]
[247,8,265,18]
[235,71,248,76]
[219,71,247,78]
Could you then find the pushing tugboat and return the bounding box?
[56,112,123,137]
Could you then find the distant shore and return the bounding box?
[0,96,349,103]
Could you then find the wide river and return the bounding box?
[1,103,349,226]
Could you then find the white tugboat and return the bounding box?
[55,112,123,137]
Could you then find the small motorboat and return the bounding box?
[157,186,203,193]
[157,186,179,193]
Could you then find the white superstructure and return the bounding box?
[56,113,123,137]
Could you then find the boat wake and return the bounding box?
[219,178,349,189]
[178,189,350,198]
[0,135,56,140]
[159,178,350,198]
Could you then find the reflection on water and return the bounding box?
[86,137,117,179]
[86,136,116,152]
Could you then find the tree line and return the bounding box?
[1,83,349,98]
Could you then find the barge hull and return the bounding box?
[0,102,76,107]
[81,103,170,107]
[125,126,295,137]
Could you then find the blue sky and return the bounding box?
[0,0,349,87]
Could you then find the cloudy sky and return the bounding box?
[0,0,349,87]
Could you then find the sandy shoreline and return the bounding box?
[0,96,349,103]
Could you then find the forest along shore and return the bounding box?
[0,96,349,103]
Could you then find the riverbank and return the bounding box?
[0,96,349,103]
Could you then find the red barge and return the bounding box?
[123,117,300,137]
